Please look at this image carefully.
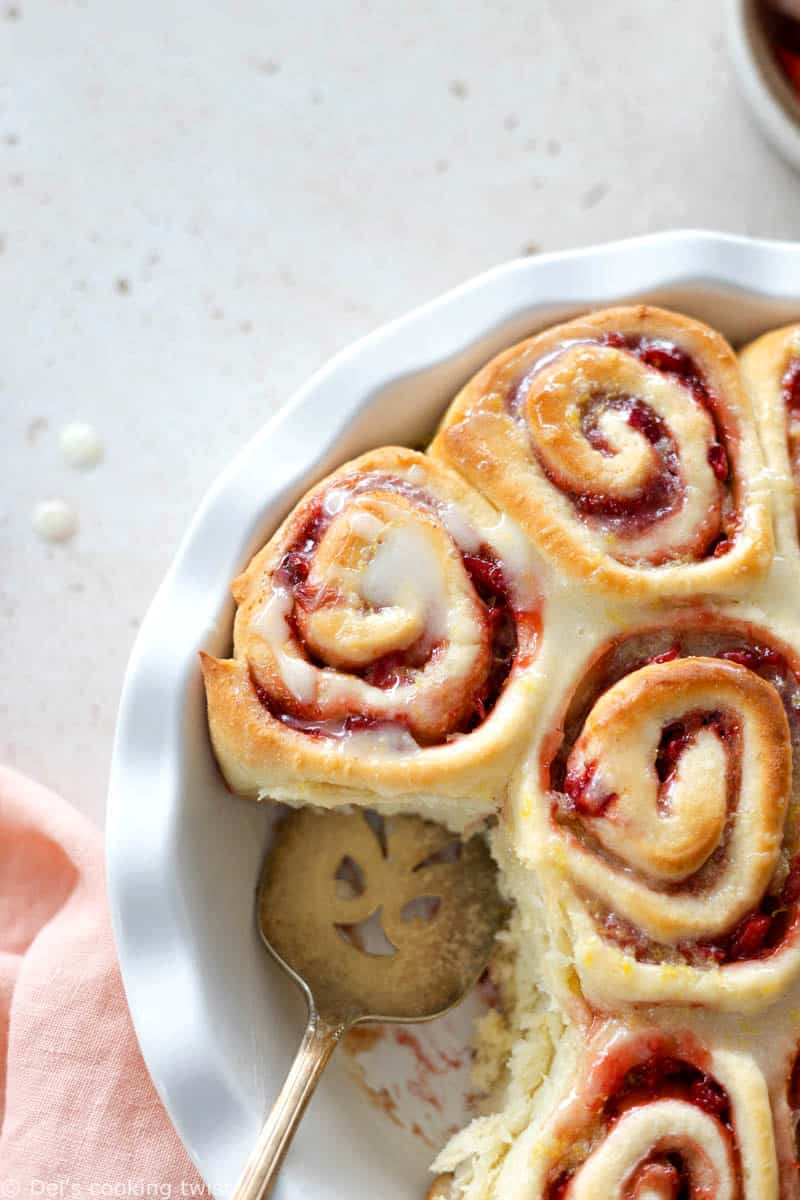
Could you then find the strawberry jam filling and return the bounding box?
[563,709,741,824]
[512,333,732,552]
[707,441,729,481]
[547,620,800,967]
[686,855,800,965]
[601,333,712,407]
[764,6,800,98]
[784,357,800,417]
[783,358,800,533]
[654,710,739,789]
[255,474,532,742]
[791,1049,800,1110]
[572,395,681,530]
[789,1048,800,1160]
[545,1044,737,1200]
[563,762,617,818]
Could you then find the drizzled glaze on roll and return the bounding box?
[201,448,542,827]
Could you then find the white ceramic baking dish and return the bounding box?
[107,232,800,1200]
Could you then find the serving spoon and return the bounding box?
[231,806,507,1200]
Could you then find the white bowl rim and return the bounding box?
[106,230,800,1198]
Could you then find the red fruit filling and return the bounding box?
[707,442,729,481]
[784,357,800,417]
[562,762,617,817]
[711,535,734,557]
[571,396,681,530]
[767,7,800,97]
[778,46,800,94]
[544,1050,735,1199]
[675,854,800,966]
[647,646,680,664]
[459,551,521,727]
[513,332,735,556]
[789,1049,800,1161]
[789,1048,800,1110]
[654,710,737,785]
[254,475,532,741]
[719,644,783,671]
[601,333,712,409]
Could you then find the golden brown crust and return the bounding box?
[431,305,773,598]
[201,447,544,826]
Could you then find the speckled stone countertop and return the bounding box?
[1,0,799,826]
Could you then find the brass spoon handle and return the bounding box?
[231,1012,346,1200]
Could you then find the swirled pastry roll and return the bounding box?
[431,306,773,597]
[740,324,800,551]
[492,1024,778,1200]
[512,616,800,1011]
[201,448,542,828]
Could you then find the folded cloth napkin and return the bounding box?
[0,766,204,1199]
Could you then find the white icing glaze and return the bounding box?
[489,513,538,607]
[361,523,450,640]
[336,723,420,756]
[252,587,317,702]
[32,499,78,543]
[322,486,349,516]
[252,587,293,644]
[59,422,104,469]
[345,508,385,541]
[279,653,317,703]
[437,499,482,552]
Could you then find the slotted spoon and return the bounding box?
[231,807,507,1200]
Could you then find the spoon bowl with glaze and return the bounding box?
[231,807,507,1200]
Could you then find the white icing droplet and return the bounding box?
[405,463,427,487]
[32,499,78,543]
[253,587,293,643]
[342,724,420,755]
[323,487,348,516]
[60,422,104,469]
[279,653,317,702]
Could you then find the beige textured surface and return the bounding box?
[1,0,800,826]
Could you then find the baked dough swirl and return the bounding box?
[201,448,541,827]
[431,306,772,597]
[517,619,800,1011]
[493,1026,778,1200]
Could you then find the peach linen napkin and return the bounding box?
[0,765,205,1200]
